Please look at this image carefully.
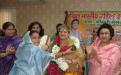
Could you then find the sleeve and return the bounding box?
[35,49,54,73]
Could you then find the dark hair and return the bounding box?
[28,21,44,37]
[56,23,62,35]
[2,22,15,30]
[14,29,18,35]
[29,30,40,37]
[0,29,3,36]
[97,23,114,40]
[2,22,15,36]
[71,19,79,25]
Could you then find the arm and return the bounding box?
[61,47,85,65]
[0,46,15,59]
[86,45,102,64]
[55,48,75,58]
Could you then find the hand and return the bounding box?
[66,47,72,52]
[54,52,62,59]
[65,59,72,64]
[49,41,53,46]
[0,53,8,58]
[95,57,102,64]
[90,49,97,58]
[87,46,97,58]
[6,45,15,55]
[42,45,49,51]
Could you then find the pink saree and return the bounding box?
[88,38,121,75]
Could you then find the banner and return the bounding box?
[65,11,121,46]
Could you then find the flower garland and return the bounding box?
[51,35,69,71]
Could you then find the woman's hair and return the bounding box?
[59,24,70,33]
[0,29,3,36]
[28,21,44,37]
[71,19,79,25]
[56,23,62,35]
[2,22,15,30]
[14,29,18,35]
[2,22,15,36]
[97,23,114,40]
[29,30,40,37]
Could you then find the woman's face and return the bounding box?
[4,25,15,37]
[30,33,40,46]
[71,21,79,30]
[32,24,41,33]
[99,28,111,43]
[59,28,69,40]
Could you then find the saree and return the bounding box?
[9,31,54,75]
[88,38,121,75]
[48,35,84,75]
[0,35,21,75]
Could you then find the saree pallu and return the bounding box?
[0,35,21,75]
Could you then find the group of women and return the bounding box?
[0,19,121,75]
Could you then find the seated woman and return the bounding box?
[87,23,121,75]
[9,31,55,75]
[47,25,85,75]
[0,22,21,75]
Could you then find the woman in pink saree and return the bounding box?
[87,23,121,75]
